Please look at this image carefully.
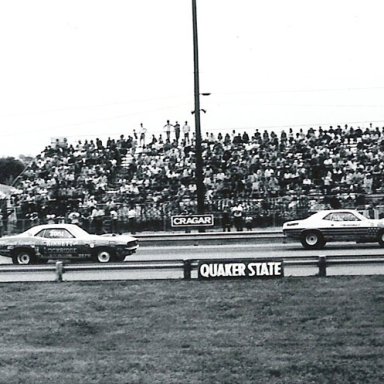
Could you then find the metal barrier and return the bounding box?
[0,255,384,282]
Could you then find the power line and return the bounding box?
[212,86,384,95]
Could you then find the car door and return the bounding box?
[322,212,368,240]
[38,228,80,259]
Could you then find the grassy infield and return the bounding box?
[0,276,383,384]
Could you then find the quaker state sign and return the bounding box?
[198,259,284,280]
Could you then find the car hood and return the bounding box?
[99,233,137,242]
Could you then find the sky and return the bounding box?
[1,0,384,157]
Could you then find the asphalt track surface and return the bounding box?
[0,240,384,281]
[133,241,384,260]
[1,241,384,263]
[135,241,384,278]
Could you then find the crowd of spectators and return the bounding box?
[112,122,384,211]
[8,121,384,232]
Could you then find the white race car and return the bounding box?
[283,209,384,249]
[0,224,138,264]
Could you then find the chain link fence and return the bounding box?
[1,205,312,236]
[2,194,383,236]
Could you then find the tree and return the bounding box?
[0,157,26,185]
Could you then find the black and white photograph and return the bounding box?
[0,1,383,383]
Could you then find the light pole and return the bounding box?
[192,0,205,215]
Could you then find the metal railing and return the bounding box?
[1,254,384,282]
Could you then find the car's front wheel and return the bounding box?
[95,249,113,263]
[300,231,326,249]
[377,230,384,247]
[12,250,35,265]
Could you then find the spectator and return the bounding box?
[183,121,191,144]
[110,207,118,234]
[128,204,137,234]
[92,206,105,235]
[46,214,56,224]
[221,209,231,232]
[174,121,181,143]
[244,213,253,231]
[231,203,244,231]
[163,120,173,141]
[118,203,129,232]
[139,123,147,147]
[68,210,81,225]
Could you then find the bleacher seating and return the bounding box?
[8,123,384,231]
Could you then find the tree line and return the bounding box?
[0,157,28,185]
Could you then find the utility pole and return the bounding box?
[192,0,205,214]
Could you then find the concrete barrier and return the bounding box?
[135,230,284,246]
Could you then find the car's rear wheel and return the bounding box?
[13,250,35,265]
[300,231,325,249]
[95,249,113,263]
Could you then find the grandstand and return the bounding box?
[4,123,384,234]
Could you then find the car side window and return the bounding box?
[44,229,75,239]
[35,230,46,238]
[323,212,360,222]
[324,213,340,221]
[342,213,361,222]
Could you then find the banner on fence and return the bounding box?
[171,214,214,228]
[198,259,284,280]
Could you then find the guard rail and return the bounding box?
[0,254,383,282]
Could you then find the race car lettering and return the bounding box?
[46,241,74,247]
[46,247,75,253]
[48,253,78,258]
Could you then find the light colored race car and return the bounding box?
[283,209,384,249]
[0,224,138,265]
